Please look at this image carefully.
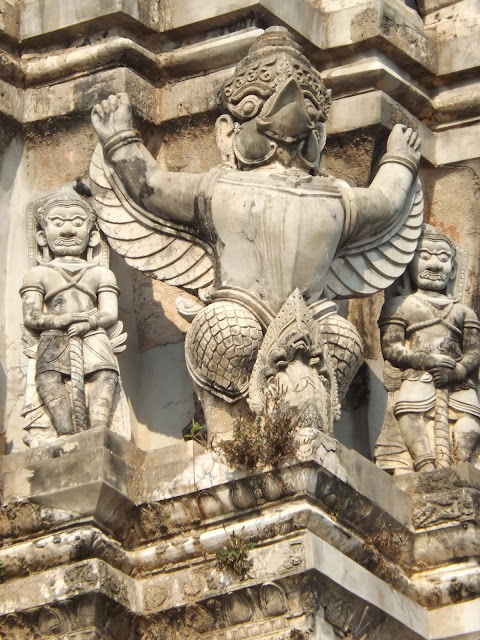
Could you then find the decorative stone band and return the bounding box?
[309,299,339,321]
[414,454,436,471]
[210,286,275,330]
[97,283,121,295]
[19,283,45,296]
[212,288,347,332]
[378,152,419,176]
[103,128,142,161]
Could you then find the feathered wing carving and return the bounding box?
[89,144,215,293]
[324,179,424,299]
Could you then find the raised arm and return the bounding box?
[347,125,421,242]
[91,94,198,225]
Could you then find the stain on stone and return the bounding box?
[326,127,380,187]
[351,8,380,42]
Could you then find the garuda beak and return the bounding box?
[256,78,318,144]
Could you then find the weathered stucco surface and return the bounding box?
[1,0,480,637]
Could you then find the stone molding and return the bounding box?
[0,36,478,167]
[1,428,479,625]
[0,2,478,123]
[0,67,477,166]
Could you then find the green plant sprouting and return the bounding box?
[184,418,206,444]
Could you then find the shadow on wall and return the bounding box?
[0,123,24,454]
[0,362,6,454]
[133,271,198,351]
[334,361,388,461]
[133,343,196,450]
[335,363,372,459]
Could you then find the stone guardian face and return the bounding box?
[409,238,455,293]
[35,189,99,262]
[37,205,93,258]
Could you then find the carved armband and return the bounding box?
[464,318,480,331]
[97,283,120,296]
[379,152,419,176]
[20,283,45,297]
[103,129,142,162]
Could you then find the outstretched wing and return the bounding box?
[324,179,423,299]
[89,144,214,293]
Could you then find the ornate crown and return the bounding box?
[220,27,331,123]
[419,224,456,257]
[36,187,96,228]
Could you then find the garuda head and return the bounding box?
[217,27,331,173]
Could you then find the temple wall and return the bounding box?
[0,1,480,638]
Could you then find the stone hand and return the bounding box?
[51,312,90,330]
[67,321,91,337]
[386,124,421,163]
[423,354,456,371]
[52,312,82,329]
[91,93,133,144]
[430,365,458,388]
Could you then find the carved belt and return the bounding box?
[210,286,339,332]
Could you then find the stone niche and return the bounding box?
[1,1,480,639]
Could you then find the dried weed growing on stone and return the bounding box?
[216,532,255,580]
[216,382,296,471]
[362,525,404,585]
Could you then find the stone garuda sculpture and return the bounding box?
[89,26,423,441]
[375,224,480,473]
[20,187,129,446]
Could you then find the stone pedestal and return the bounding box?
[1,429,479,638]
